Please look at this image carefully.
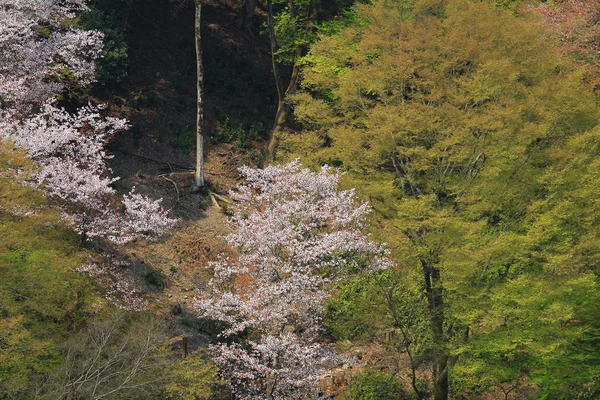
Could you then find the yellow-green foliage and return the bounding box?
[0,141,92,398]
[165,350,223,400]
[289,0,598,276]
[287,0,600,397]
[349,369,408,400]
[291,0,597,198]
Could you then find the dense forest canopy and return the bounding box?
[286,0,600,398]
[2,0,600,399]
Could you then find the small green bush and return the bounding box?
[213,117,265,149]
[144,268,165,288]
[350,370,409,400]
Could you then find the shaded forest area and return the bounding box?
[96,0,276,182]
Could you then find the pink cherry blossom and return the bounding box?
[196,161,391,398]
[0,0,102,113]
[0,0,177,244]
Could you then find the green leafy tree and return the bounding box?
[264,0,319,162]
[165,349,223,400]
[285,0,600,398]
[326,269,430,398]
[264,0,363,162]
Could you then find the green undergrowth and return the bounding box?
[0,141,96,397]
[0,141,223,399]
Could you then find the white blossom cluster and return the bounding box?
[0,0,177,243]
[1,104,125,206]
[0,0,101,112]
[196,160,392,399]
[213,333,341,400]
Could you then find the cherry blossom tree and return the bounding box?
[0,0,177,244]
[0,0,102,112]
[196,160,392,399]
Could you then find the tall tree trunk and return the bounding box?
[264,0,283,164]
[264,0,320,164]
[267,0,284,115]
[239,0,258,32]
[423,262,449,400]
[265,48,301,163]
[192,0,204,190]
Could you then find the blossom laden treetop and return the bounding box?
[196,160,392,399]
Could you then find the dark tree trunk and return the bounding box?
[265,47,301,163]
[424,262,449,400]
[264,0,283,164]
[239,0,258,32]
[263,0,320,164]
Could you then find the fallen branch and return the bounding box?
[208,191,233,211]
[211,192,232,204]
[161,176,180,201]
[209,192,221,210]
[112,149,193,171]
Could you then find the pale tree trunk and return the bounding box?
[192,0,204,190]
[264,0,320,164]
